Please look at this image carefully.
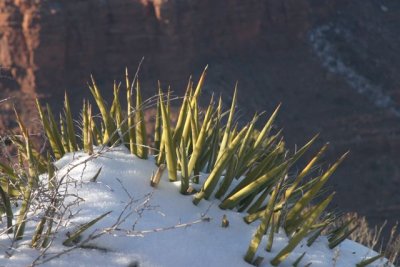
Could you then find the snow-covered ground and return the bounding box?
[0,146,390,266]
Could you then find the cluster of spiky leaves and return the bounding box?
[0,111,58,248]
[0,68,383,266]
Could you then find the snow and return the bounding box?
[309,24,400,118]
[0,146,391,267]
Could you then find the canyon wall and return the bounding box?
[0,0,324,99]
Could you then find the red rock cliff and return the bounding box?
[0,0,319,99]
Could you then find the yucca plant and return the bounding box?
[134,80,148,159]
[126,68,137,155]
[0,182,12,233]
[88,76,118,146]
[13,111,38,240]
[158,91,178,181]
[244,176,284,263]
[356,254,383,267]
[271,193,335,266]
[62,211,111,247]
[0,68,357,266]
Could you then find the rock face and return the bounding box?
[0,0,400,233]
[0,1,36,93]
[0,0,317,99]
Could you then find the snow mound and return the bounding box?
[0,146,389,267]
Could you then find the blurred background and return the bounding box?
[0,0,399,241]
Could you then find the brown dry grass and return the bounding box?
[331,212,399,265]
